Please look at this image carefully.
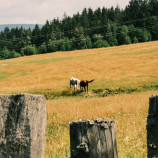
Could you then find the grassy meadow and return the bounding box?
[1,41,158,157]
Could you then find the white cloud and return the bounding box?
[0,0,130,24]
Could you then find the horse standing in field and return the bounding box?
[70,77,80,89]
[80,79,94,93]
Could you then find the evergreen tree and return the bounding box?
[73,27,87,49]
[32,24,42,47]
[88,8,94,26]
[41,20,51,43]
[101,7,108,25]
[95,8,102,24]
[105,22,118,46]
[81,8,89,28]
[146,16,158,40]
[149,0,158,16]
[108,7,115,21]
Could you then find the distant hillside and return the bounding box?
[0,24,43,31]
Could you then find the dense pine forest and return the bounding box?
[0,0,158,59]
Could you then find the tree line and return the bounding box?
[0,0,158,59]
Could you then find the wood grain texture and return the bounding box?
[70,118,118,158]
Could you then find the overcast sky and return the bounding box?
[0,0,130,24]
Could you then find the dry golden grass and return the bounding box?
[0,41,158,93]
[46,90,158,158]
[0,41,158,157]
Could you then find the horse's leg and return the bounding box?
[70,81,72,88]
[87,85,88,94]
[80,85,83,91]
[84,86,86,92]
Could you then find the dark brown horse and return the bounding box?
[80,79,94,93]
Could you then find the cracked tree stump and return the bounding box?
[70,118,118,158]
[147,95,158,158]
[0,93,47,158]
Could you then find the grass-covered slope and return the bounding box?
[1,41,158,157]
[0,41,158,95]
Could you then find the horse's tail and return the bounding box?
[87,79,94,83]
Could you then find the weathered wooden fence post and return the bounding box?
[70,118,118,158]
[0,94,47,158]
[147,95,158,158]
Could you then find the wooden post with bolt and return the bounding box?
[70,118,118,158]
